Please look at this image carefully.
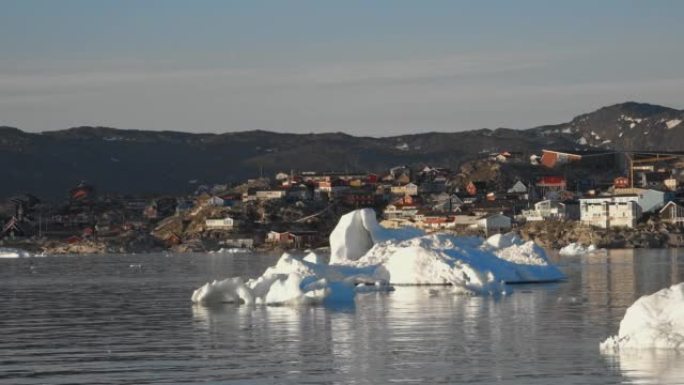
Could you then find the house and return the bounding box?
[613,188,665,213]
[221,235,255,249]
[205,217,238,230]
[404,183,418,196]
[256,190,287,200]
[1,216,27,238]
[659,201,684,225]
[342,190,376,207]
[266,230,318,248]
[540,150,583,168]
[417,215,458,230]
[477,214,512,233]
[507,181,528,194]
[383,203,419,219]
[521,200,579,221]
[580,199,641,228]
[431,193,463,213]
[391,182,418,196]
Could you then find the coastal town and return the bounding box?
[3,147,684,254]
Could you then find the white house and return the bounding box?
[383,204,419,219]
[404,183,419,196]
[580,200,641,228]
[477,214,512,233]
[521,200,578,221]
[205,217,238,230]
[206,196,225,207]
[256,190,287,200]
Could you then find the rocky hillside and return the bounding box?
[534,102,684,150]
[0,101,681,198]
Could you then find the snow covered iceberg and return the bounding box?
[331,209,564,292]
[600,283,684,351]
[192,209,565,306]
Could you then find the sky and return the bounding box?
[1,0,683,136]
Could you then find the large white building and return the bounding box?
[579,188,665,229]
[477,214,512,233]
[579,199,641,228]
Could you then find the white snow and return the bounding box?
[0,248,31,258]
[666,119,682,129]
[193,209,565,306]
[395,143,410,151]
[600,283,684,351]
[577,137,588,145]
[559,242,600,256]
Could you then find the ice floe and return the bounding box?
[600,283,684,351]
[0,247,31,258]
[559,242,600,256]
[192,209,565,305]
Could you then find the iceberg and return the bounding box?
[192,209,565,305]
[559,242,600,256]
[0,247,31,258]
[600,283,684,351]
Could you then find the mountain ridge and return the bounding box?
[1,101,683,199]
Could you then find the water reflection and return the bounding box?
[604,350,684,385]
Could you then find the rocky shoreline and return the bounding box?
[517,219,683,249]
[3,219,684,255]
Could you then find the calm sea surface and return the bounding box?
[1,249,684,385]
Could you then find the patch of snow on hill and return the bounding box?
[666,119,682,129]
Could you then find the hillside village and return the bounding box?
[4,145,684,254]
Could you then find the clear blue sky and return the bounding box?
[1,0,683,135]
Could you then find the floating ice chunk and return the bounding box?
[0,248,31,258]
[559,242,600,256]
[209,248,251,254]
[192,252,385,306]
[600,283,684,351]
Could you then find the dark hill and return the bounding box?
[1,101,682,199]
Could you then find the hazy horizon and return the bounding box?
[2,0,684,135]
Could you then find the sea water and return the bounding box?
[1,249,683,384]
